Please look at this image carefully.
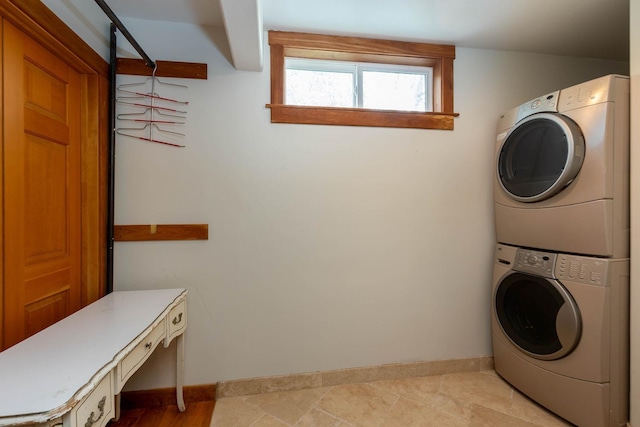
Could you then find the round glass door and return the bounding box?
[494,272,581,360]
[497,113,585,203]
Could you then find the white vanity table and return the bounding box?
[0,288,187,427]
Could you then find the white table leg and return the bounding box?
[176,333,186,412]
[114,393,121,421]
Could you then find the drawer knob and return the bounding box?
[172,312,183,325]
[145,341,152,349]
[85,396,106,427]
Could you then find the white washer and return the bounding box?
[491,243,629,427]
[494,74,629,258]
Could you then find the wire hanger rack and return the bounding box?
[115,65,189,148]
[95,0,208,294]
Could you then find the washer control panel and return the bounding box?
[555,254,609,286]
[513,248,557,278]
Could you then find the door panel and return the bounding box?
[25,134,68,263]
[3,21,82,348]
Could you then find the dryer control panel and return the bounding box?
[557,75,623,112]
[555,254,609,286]
[513,248,557,278]
[516,90,560,122]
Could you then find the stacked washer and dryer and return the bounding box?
[491,75,630,427]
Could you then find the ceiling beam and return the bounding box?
[220,0,263,71]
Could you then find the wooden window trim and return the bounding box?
[267,30,458,130]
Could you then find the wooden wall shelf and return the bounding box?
[114,224,208,241]
[116,58,208,80]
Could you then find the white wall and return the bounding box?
[41,0,111,59]
[630,1,639,425]
[40,3,630,391]
[107,18,628,389]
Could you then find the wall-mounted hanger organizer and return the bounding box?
[94,0,209,294]
[116,69,189,148]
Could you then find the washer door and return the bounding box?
[494,272,581,360]
[497,113,585,203]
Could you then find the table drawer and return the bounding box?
[72,372,113,427]
[166,299,187,344]
[117,321,165,390]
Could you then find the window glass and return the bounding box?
[362,70,428,112]
[285,59,431,112]
[286,68,354,108]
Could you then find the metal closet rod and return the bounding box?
[93,0,156,70]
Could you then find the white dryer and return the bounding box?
[491,243,629,427]
[494,74,629,258]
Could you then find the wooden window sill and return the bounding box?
[267,104,459,130]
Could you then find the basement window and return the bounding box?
[286,59,433,112]
[267,31,458,130]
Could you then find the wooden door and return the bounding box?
[2,20,82,348]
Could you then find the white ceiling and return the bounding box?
[104,0,629,70]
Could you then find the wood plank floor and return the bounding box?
[109,401,215,427]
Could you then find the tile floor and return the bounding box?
[209,370,574,426]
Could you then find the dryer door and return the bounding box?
[494,272,581,360]
[497,113,585,203]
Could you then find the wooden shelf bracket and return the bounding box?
[114,224,209,241]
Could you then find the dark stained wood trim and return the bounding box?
[117,58,208,79]
[114,224,209,241]
[267,104,457,130]
[121,384,216,409]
